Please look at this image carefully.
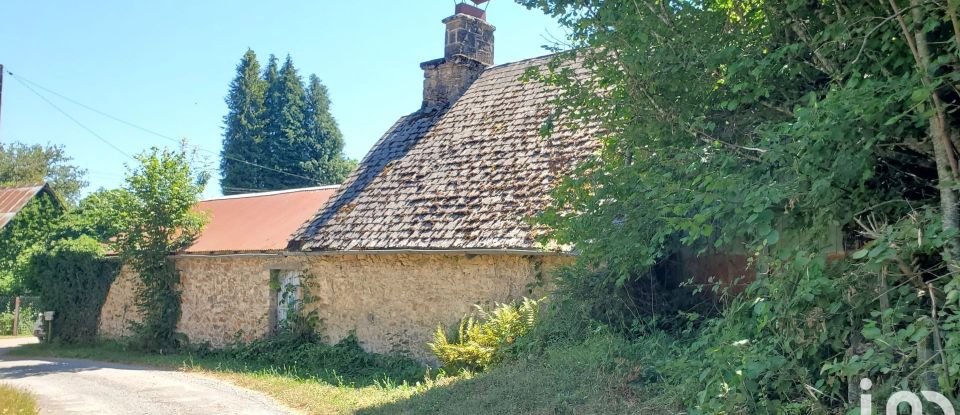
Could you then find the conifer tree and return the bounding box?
[220,52,356,192]
[220,49,266,195]
[303,75,355,184]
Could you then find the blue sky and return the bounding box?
[0,1,565,198]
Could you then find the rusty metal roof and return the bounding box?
[185,186,339,253]
[0,184,51,229]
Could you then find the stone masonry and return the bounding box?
[98,253,568,361]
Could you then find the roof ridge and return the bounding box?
[485,51,560,70]
[204,185,341,202]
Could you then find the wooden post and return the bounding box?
[12,296,20,336]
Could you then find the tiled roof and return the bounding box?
[0,184,51,229]
[293,54,600,251]
[184,186,339,253]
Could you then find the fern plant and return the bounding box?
[429,297,543,372]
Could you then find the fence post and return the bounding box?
[12,296,20,336]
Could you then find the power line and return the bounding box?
[7,70,134,159]
[5,70,321,185]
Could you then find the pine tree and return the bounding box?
[220,49,266,195]
[261,55,310,189]
[303,74,355,184]
[221,52,356,193]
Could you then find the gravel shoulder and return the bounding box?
[0,338,293,415]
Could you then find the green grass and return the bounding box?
[0,384,38,415]
[359,335,679,415]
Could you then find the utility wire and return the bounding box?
[8,71,134,159]
[6,70,321,185]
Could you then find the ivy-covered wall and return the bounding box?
[0,191,64,295]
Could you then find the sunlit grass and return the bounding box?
[0,384,38,415]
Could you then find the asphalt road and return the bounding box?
[0,337,292,415]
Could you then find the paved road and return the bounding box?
[0,338,292,415]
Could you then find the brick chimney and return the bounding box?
[420,2,495,108]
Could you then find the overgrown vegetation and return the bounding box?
[26,236,118,342]
[429,298,542,372]
[112,147,208,351]
[0,190,64,296]
[365,327,678,415]
[0,384,38,415]
[505,0,960,412]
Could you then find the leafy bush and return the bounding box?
[26,236,119,343]
[430,297,542,372]
[0,303,37,336]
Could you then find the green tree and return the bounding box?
[303,74,356,184]
[262,55,309,189]
[220,52,356,193]
[221,49,267,195]
[53,189,130,242]
[0,142,87,205]
[520,0,960,411]
[0,191,64,295]
[113,147,207,350]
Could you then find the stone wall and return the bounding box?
[98,266,141,338]
[98,252,567,361]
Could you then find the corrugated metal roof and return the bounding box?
[185,186,339,253]
[0,184,48,229]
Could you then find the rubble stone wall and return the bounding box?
[97,252,567,360]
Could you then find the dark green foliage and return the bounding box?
[215,333,426,386]
[262,55,309,188]
[0,142,87,205]
[221,49,267,194]
[220,51,356,194]
[516,0,960,412]
[0,192,65,295]
[51,189,128,242]
[26,236,119,343]
[303,75,356,184]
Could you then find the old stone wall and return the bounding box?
[98,266,141,338]
[97,252,567,361]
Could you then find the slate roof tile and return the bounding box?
[293,54,600,251]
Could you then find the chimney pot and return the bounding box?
[454,3,486,20]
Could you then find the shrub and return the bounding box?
[26,236,119,343]
[429,297,543,372]
[218,331,425,386]
[0,303,37,336]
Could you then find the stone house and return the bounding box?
[98,186,340,342]
[98,3,602,360]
